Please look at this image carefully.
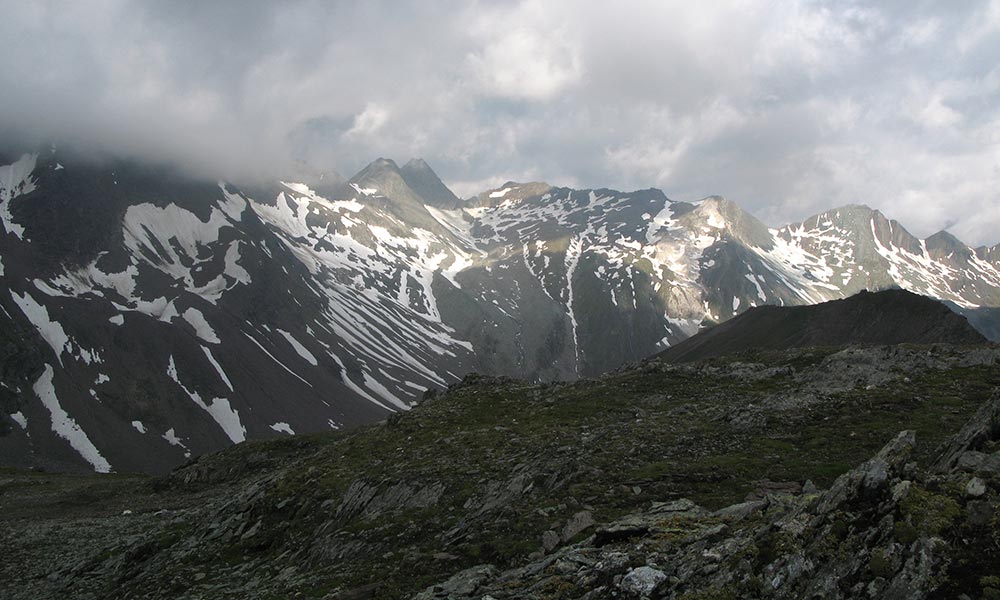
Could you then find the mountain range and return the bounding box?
[2,148,999,473]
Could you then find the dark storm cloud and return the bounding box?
[1,0,998,245]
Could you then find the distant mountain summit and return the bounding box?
[658,289,988,363]
[400,158,463,210]
[471,181,554,207]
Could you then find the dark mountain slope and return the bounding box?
[659,289,987,363]
[0,153,473,474]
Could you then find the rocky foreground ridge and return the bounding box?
[417,397,1000,600]
[1,343,999,599]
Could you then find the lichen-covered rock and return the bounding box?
[413,565,498,600]
[561,510,595,542]
[620,566,667,597]
[967,477,987,497]
[932,393,1000,473]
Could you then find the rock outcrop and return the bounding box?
[417,397,1000,599]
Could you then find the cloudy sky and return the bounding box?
[2,1,999,245]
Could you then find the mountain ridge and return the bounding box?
[1,150,1000,473]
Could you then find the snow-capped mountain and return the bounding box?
[1,149,998,473]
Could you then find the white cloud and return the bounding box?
[465,26,581,101]
[889,18,941,51]
[919,95,963,129]
[346,103,389,137]
[0,0,998,245]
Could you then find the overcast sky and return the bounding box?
[2,1,999,245]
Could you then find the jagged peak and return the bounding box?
[925,229,973,258]
[694,195,759,216]
[835,202,876,213]
[688,196,729,224]
[689,195,749,222]
[816,204,878,220]
[493,180,551,194]
[676,195,775,249]
[787,204,885,234]
[349,157,403,183]
[402,157,431,171]
[978,243,1000,264]
[399,158,461,209]
[926,229,964,246]
[370,157,399,170]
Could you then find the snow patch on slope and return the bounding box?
[167,355,245,444]
[277,329,318,366]
[183,308,220,344]
[270,422,294,435]
[564,235,585,368]
[34,365,112,473]
[47,260,139,300]
[11,291,70,365]
[202,346,234,391]
[243,331,313,387]
[223,242,251,285]
[122,200,239,301]
[161,428,190,457]
[0,153,38,239]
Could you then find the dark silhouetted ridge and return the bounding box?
[658,289,988,363]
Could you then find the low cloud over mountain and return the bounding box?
[1,1,999,243]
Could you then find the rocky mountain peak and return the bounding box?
[472,181,553,207]
[684,195,774,249]
[926,229,968,254]
[979,243,1000,264]
[348,157,420,201]
[399,158,462,210]
[369,156,400,170]
[349,157,402,185]
[402,157,430,169]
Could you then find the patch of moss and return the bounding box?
[755,528,799,567]
[900,486,961,536]
[983,576,1000,600]
[676,587,739,600]
[893,520,919,545]
[869,548,893,578]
